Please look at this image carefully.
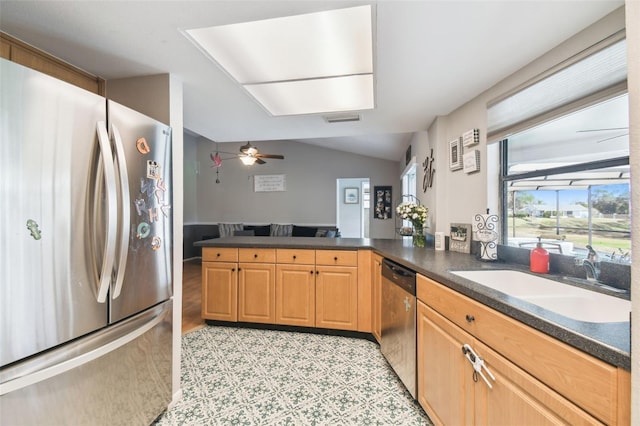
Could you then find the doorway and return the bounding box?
[336,178,370,238]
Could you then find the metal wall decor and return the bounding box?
[373,186,392,219]
[422,149,435,192]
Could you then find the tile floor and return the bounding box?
[154,325,432,425]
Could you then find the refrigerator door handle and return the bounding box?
[95,121,118,303]
[110,124,130,300]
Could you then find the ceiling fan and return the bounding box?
[238,142,285,165]
[577,127,629,143]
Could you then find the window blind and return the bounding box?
[487,34,627,142]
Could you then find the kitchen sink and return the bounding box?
[449,270,631,323]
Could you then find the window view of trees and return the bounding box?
[506,184,631,263]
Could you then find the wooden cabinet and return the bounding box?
[417,274,630,425]
[371,254,383,342]
[238,248,276,324]
[202,261,238,321]
[315,250,358,331]
[202,246,364,332]
[276,264,316,327]
[1,32,105,95]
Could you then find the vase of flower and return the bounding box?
[396,200,428,248]
[412,226,425,247]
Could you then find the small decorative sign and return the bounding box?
[254,174,286,192]
[449,138,462,171]
[462,128,480,147]
[449,223,471,253]
[463,150,480,174]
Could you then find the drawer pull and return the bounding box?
[465,314,475,323]
[293,255,297,260]
[334,256,338,261]
[254,254,258,258]
[216,253,221,257]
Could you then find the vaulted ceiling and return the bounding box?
[0,1,623,160]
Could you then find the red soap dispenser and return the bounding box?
[530,237,549,274]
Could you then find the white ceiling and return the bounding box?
[0,0,624,161]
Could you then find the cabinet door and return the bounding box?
[473,339,602,426]
[202,262,238,321]
[315,266,358,330]
[417,300,474,426]
[276,264,316,327]
[238,263,276,324]
[372,254,382,342]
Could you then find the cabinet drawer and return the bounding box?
[202,247,238,262]
[276,249,315,264]
[239,248,276,263]
[315,250,358,266]
[417,274,619,425]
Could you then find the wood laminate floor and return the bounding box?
[181,259,205,334]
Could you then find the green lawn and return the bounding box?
[506,216,631,255]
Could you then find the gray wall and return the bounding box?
[183,132,198,224]
[190,138,399,238]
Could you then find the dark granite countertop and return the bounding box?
[196,237,631,370]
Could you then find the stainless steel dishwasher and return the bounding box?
[380,258,417,399]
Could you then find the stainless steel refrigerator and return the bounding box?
[0,58,173,425]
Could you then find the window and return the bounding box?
[501,94,630,263]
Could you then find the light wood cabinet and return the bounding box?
[237,248,276,324]
[1,32,105,95]
[315,265,358,330]
[371,254,383,342]
[202,246,364,332]
[417,274,630,425]
[202,261,238,321]
[315,250,358,331]
[276,264,316,327]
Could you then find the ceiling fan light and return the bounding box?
[240,156,257,165]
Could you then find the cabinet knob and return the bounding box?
[465,314,475,323]
[310,270,314,274]
[216,253,221,257]
[231,268,236,272]
[254,254,258,258]
[334,256,338,261]
[316,270,319,275]
[293,255,297,260]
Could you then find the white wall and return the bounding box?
[193,139,400,238]
[412,7,627,237]
[624,0,639,422]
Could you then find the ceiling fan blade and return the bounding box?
[577,127,629,133]
[255,154,284,159]
[255,158,266,164]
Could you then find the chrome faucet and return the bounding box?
[582,245,600,281]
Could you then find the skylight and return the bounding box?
[184,5,374,116]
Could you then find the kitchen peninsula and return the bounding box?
[196,236,631,424]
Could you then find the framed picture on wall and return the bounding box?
[373,186,392,219]
[344,187,359,204]
[449,137,463,171]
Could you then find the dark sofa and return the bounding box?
[183,223,340,259]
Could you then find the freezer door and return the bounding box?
[0,300,172,425]
[108,100,172,323]
[0,59,109,367]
